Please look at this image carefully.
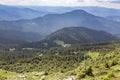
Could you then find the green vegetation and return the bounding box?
[54,40,65,46]
[0,42,120,80]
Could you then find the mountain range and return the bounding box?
[30,6,120,17]
[0,10,120,36]
[0,6,120,48]
[1,4,120,20]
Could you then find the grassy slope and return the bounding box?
[0,43,120,80]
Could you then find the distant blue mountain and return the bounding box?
[106,16,120,22]
[30,6,120,17]
[0,4,48,20]
[78,7,120,17]
[0,10,120,36]
[1,5,120,20]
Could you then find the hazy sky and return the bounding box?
[0,0,120,9]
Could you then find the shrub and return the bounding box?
[0,75,7,80]
[76,66,94,79]
[107,72,115,78]
[85,66,94,76]
[76,72,86,79]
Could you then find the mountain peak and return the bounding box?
[43,10,90,18]
[47,27,118,44]
[70,10,87,13]
[65,9,90,15]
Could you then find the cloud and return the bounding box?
[109,0,120,3]
[77,0,84,2]
[0,0,120,9]
[0,0,79,6]
[97,0,120,3]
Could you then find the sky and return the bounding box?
[0,0,120,9]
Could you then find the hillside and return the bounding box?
[0,42,120,80]
[0,10,120,36]
[0,30,42,41]
[0,30,42,48]
[46,27,118,43]
[19,27,118,49]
